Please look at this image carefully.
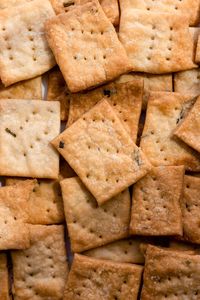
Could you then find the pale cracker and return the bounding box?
[45,0,131,93]
[84,238,151,264]
[141,245,200,299]
[52,99,151,205]
[0,99,60,179]
[6,178,64,225]
[0,180,34,250]
[196,35,200,63]
[119,8,196,73]
[174,96,200,153]
[119,0,200,26]
[47,68,70,121]
[63,254,143,300]
[0,0,56,86]
[174,69,200,97]
[67,79,143,142]
[60,177,131,252]
[12,225,68,300]
[180,175,200,244]
[0,0,33,9]
[0,77,42,100]
[0,253,9,300]
[140,92,200,171]
[130,166,184,236]
[117,73,172,110]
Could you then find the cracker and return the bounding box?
[189,27,200,61]
[67,79,143,142]
[60,177,131,252]
[0,253,9,300]
[140,92,200,171]
[196,35,200,63]
[0,0,33,9]
[170,241,200,252]
[119,0,200,26]
[119,7,196,73]
[45,0,131,93]
[130,166,184,236]
[174,69,200,97]
[0,0,56,86]
[0,181,34,250]
[6,178,64,225]
[0,77,42,100]
[12,224,68,300]
[63,254,143,300]
[141,245,200,299]
[174,96,200,153]
[179,175,200,244]
[0,99,60,179]
[53,99,151,204]
[117,73,172,110]
[84,238,150,264]
[47,68,70,121]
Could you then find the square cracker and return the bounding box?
[0,253,9,300]
[118,73,172,110]
[119,0,200,26]
[12,225,68,300]
[130,166,184,236]
[0,0,56,86]
[63,254,143,300]
[141,245,200,299]
[119,8,196,73]
[0,180,34,250]
[174,69,200,98]
[180,175,200,244]
[140,92,200,171]
[0,77,42,100]
[6,178,64,225]
[60,177,131,252]
[67,79,143,143]
[47,68,70,121]
[0,99,60,179]
[174,96,200,153]
[45,0,131,93]
[52,99,151,205]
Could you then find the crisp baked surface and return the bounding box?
[12,224,68,300]
[0,253,9,300]
[52,99,151,204]
[174,69,200,97]
[63,254,143,300]
[0,0,56,86]
[0,99,60,178]
[45,0,131,92]
[60,177,131,252]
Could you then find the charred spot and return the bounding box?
[5,128,16,137]
[63,1,74,8]
[59,141,65,149]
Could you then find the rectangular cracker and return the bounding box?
[174,96,200,153]
[60,177,131,252]
[180,175,200,244]
[52,99,151,205]
[45,0,131,93]
[0,253,9,300]
[6,178,64,225]
[174,69,200,97]
[0,0,56,86]
[0,99,60,179]
[68,79,143,142]
[47,68,70,121]
[12,225,68,300]
[118,73,172,110]
[63,254,143,300]
[0,180,34,250]
[141,245,200,299]
[119,0,200,26]
[130,166,184,236]
[0,77,42,100]
[119,7,197,73]
[140,92,200,171]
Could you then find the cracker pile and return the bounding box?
[0,0,200,299]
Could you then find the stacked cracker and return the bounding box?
[0,0,200,299]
